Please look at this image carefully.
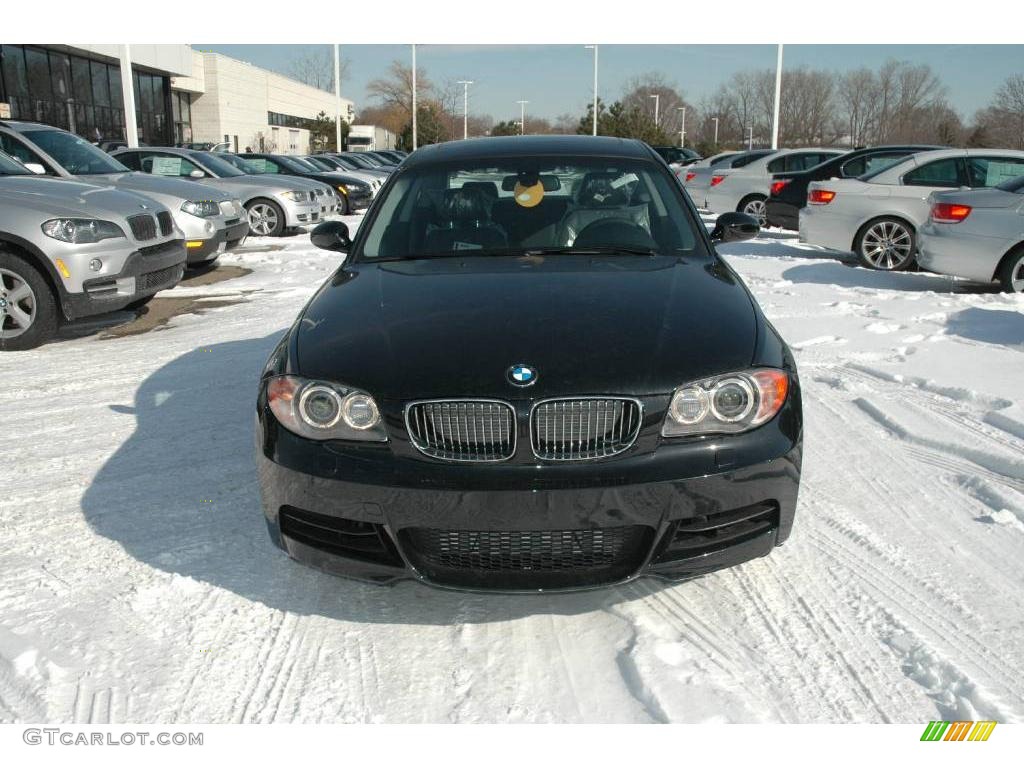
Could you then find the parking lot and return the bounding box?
[1,215,1021,723]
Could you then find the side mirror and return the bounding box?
[311,220,352,253]
[710,211,759,243]
[25,162,47,175]
[189,169,205,179]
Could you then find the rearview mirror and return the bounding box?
[25,162,46,175]
[189,169,205,179]
[710,211,759,243]
[311,220,352,253]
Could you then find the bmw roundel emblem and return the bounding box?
[507,364,537,387]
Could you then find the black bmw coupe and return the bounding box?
[256,135,803,592]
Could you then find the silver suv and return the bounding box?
[0,121,248,266]
[0,151,186,351]
[111,147,333,237]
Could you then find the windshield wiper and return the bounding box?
[521,246,658,257]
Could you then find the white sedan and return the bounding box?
[800,148,1024,270]
[701,148,844,225]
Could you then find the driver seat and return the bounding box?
[423,187,508,253]
[558,172,640,246]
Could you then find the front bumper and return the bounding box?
[281,197,328,227]
[256,396,802,592]
[766,200,799,231]
[185,221,250,264]
[339,189,372,212]
[63,239,186,319]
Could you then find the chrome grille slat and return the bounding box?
[406,400,515,462]
[530,397,642,461]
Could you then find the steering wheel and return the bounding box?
[573,218,657,250]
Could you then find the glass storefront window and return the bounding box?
[2,45,177,145]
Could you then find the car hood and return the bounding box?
[294,255,759,400]
[77,172,231,204]
[0,175,164,219]
[204,175,296,195]
[247,174,331,193]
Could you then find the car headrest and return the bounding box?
[442,187,492,224]
[460,181,499,199]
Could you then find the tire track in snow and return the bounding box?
[807,529,1024,704]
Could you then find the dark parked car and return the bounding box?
[255,135,802,591]
[238,153,372,214]
[652,146,701,166]
[765,144,943,230]
[339,151,397,173]
[371,150,407,164]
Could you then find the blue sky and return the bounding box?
[198,44,1024,123]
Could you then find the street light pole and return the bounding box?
[712,116,719,146]
[457,80,473,140]
[772,43,783,150]
[677,106,686,147]
[334,44,342,151]
[747,125,753,150]
[584,45,598,136]
[411,44,418,150]
[118,45,138,148]
[517,100,528,135]
[650,94,660,128]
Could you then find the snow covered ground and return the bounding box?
[1,218,1022,724]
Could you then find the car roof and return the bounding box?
[402,135,654,168]
[863,147,1024,183]
[0,120,56,133]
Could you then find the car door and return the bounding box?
[890,156,965,223]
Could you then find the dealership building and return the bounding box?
[0,44,355,154]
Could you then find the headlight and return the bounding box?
[181,200,220,218]
[41,218,125,244]
[266,375,387,442]
[662,369,789,437]
[231,199,244,215]
[281,190,308,202]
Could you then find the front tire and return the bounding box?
[855,217,916,271]
[738,195,767,227]
[246,199,286,237]
[997,246,1024,293]
[0,250,59,351]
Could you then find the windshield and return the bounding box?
[191,151,246,177]
[23,129,129,174]
[277,156,317,173]
[218,154,262,174]
[730,150,775,168]
[303,156,335,171]
[0,151,30,176]
[345,154,378,169]
[358,157,704,261]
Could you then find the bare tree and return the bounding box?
[837,68,878,146]
[974,74,1024,149]
[286,47,349,93]
[366,60,434,120]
